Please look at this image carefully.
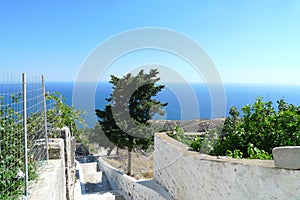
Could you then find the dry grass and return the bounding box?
[103,148,154,180]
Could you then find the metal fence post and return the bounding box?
[42,75,49,160]
[22,73,29,199]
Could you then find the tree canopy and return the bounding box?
[95,68,167,174]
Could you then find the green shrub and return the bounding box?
[167,125,195,146]
[247,143,272,160]
[1,91,86,199]
[190,136,203,152]
[46,92,87,140]
[225,149,243,158]
[212,97,300,159]
[0,94,38,198]
[169,97,300,160]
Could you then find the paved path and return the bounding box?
[74,158,125,200]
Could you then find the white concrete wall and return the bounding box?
[30,132,76,200]
[30,137,66,200]
[98,158,173,200]
[60,127,75,200]
[154,133,300,200]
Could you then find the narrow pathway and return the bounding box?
[74,156,125,200]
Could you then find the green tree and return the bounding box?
[95,69,167,175]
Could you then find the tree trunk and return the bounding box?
[116,145,119,155]
[127,147,132,176]
[106,146,114,156]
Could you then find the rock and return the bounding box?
[273,146,300,169]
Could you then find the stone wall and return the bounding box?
[30,139,66,200]
[30,127,76,200]
[98,158,173,200]
[154,133,300,200]
[60,127,76,200]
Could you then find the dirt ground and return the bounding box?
[103,148,154,180]
[89,119,225,180]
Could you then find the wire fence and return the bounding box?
[0,71,48,199]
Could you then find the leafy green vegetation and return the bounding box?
[0,94,37,199]
[212,97,300,159]
[1,91,87,199]
[95,69,167,175]
[46,92,87,141]
[167,125,194,146]
[172,97,300,160]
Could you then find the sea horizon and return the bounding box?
[45,82,300,127]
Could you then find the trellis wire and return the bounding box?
[0,71,48,199]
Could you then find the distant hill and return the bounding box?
[150,118,225,133]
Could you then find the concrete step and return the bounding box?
[80,162,98,174]
[75,161,125,200]
[75,179,125,200]
[84,172,113,193]
[83,191,125,200]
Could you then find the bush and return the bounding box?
[169,97,300,160]
[0,95,37,198]
[167,125,195,146]
[46,92,87,140]
[190,136,203,152]
[211,97,300,159]
[1,91,86,198]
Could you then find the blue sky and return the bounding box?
[1,1,300,84]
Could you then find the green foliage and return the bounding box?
[0,94,37,199]
[225,149,243,158]
[46,92,87,140]
[190,136,203,152]
[224,144,272,160]
[167,97,299,161]
[247,143,272,160]
[173,127,220,154]
[167,125,194,146]
[168,126,220,154]
[212,97,300,159]
[95,69,167,174]
[1,91,86,198]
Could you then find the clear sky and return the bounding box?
[0,1,300,84]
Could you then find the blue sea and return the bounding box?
[45,82,300,127]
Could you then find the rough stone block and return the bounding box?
[49,146,61,159]
[273,146,300,169]
[48,139,64,159]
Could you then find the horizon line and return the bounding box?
[45,80,300,85]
